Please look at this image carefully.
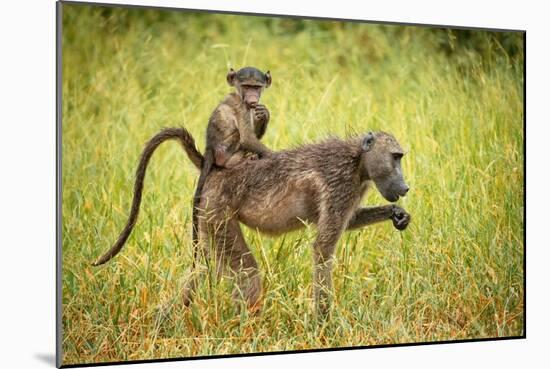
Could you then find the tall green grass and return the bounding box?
[61,4,524,365]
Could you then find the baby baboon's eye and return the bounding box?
[392,153,403,160]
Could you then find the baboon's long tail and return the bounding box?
[92,127,203,266]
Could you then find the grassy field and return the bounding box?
[60,4,524,366]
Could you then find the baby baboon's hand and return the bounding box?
[254,104,270,124]
[391,206,411,231]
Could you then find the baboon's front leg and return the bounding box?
[346,205,411,231]
[312,219,344,318]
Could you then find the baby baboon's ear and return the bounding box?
[226,68,237,86]
[265,71,272,88]
[361,132,375,152]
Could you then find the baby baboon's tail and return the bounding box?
[92,127,203,266]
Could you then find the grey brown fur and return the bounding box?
[93,127,411,317]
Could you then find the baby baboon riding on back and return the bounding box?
[195,67,273,253]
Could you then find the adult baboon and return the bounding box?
[94,127,411,317]
[186,130,411,316]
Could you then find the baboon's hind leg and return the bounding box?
[182,216,210,307]
[182,266,204,307]
[217,219,263,313]
[183,256,207,306]
[184,215,263,313]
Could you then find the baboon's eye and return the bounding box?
[393,153,403,160]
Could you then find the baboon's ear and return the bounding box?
[362,132,375,152]
[227,68,237,86]
[265,71,272,88]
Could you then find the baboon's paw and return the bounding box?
[391,206,411,231]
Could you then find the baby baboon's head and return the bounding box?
[361,132,409,202]
[226,66,272,108]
